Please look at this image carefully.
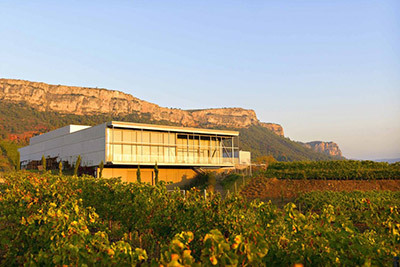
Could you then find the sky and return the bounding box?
[0,0,399,160]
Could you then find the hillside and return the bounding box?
[0,101,338,172]
[0,78,343,170]
[0,78,261,128]
[238,125,334,161]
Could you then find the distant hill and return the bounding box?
[298,141,342,158]
[238,125,335,161]
[0,78,343,170]
[374,158,400,164]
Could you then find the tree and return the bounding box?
[99,160,104,178]
[255,155,276,169]
[59,161,63,176]
[16,151,20,171]
[137,165,141,183]
[41,155,46,171]
[154,162,159,185]
[74,155,81,176]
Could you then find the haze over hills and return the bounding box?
[0,78,343,170]
[374,158,400,164]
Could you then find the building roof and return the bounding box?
[107,121,239,136]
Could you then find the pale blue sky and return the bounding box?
[1,0,399,160]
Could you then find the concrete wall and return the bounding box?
[19,123,107,167]
[101,167,197,186]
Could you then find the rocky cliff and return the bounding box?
[260,122,284,137]
[0,78,345,157]
[301,141,343,158]
[0,78,264,129]
[0,78,346,160]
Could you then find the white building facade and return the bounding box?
[19,121,250,184]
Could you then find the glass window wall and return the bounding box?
[106,128,238,165]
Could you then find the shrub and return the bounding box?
[137,165,141,183]
[73,155,81,176]
[154,162,159,185]
[99,160,104,178]
[41,155,46,171]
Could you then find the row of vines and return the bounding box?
[0,171,399,266]
[262,160,400,180]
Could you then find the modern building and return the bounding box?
[19,121,245,185]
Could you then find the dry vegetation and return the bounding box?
[241,177,400,200]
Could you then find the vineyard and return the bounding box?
[262,160,400,180]
[1,171,400,266]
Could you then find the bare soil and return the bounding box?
[241,177,400,200]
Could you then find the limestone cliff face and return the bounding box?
[0,79,260,128]
[260,122,284,137]
[188,108,259,128]
[0,78,345,157]
[302,141,343,158]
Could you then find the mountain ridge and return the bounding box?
[0,78,263,129]
[0,78,342,162]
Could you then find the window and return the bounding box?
[151,146,158,162]
[142,132,150,144]
[113,144,122,162]
[142,145,150,162]
[150,132,162,144]
[122,145,131,162]
[123,130,135,143]
[113,130,122,143]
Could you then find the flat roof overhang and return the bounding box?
[107,121,239,137]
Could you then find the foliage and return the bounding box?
[99,160,104,178]
[220,173,244,191]
[262,160,400,180]
[0,101,341,171]
[184,172,216,190]
[207,172,217,192]
[73,155,81,176]
[154,162,159,185]
[0,101,173,143]
[296,190,400,226]
[0,155,11,172]
[58,161,62,176]
[41,155,46,171]
[158,231,199,266]
[238,125,338,161]
[1,171,399,265]
[255,155,277,166]
[137,165,141,183]
[0,140,21,171]
[0,172,147,266]
[0,101,177,170]
[16,151,20,171]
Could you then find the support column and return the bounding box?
[231,136,234,164]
